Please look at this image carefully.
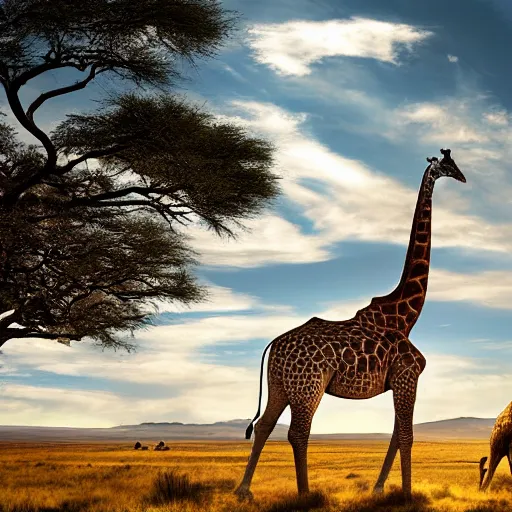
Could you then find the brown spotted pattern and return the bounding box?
[235,149,466,501]
[479,401,512,491]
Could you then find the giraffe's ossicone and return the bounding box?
[235,149,466,501]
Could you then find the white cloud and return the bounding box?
[273,72,512,194]
[0,313,306,384]
[189,214,330,268]
[247,17,433,76]
[0,312,307,427]
[221,64,248,83]
[484,110,509,126]
[414,353,512,422]
[320,267,512,312]
[395,101,489,144]
[219,100,512,261]
[154,284,261,313]
[447,54,459,63]
[0,384,124,427]
[317,298,373,321]
[470,338,512,351]
[389,97,512,191]
[429,269,512,310]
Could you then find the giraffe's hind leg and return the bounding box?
[235,383,288,500]
[373,417,399,493]
[507,444,512,476]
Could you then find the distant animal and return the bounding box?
[479,402,512,491]
[236,149,466,501]
[161,446,170,451]
[134,441,142,450]
[154,441,166,451]
[141,445,149,451]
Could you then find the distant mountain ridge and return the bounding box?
[413,416,495,439]
[0,417,496,442]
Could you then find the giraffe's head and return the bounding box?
[427,148,466,183]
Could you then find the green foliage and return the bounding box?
[0,202,204,348]
[52,93,278,235]
[0,0,280,347]
[0,0,237,86]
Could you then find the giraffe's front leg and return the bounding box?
[392,369,418,500]
[480,450,505,491]
[373,417,399,494]
[287,384,325,496]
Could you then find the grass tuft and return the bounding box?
[431,484,455,500]
[486,475,512,493]
[146,469,211,505]
[211,478,236,491]
[264,490,332,512]
[464,502,512,512]
[355,480,370,491]
[337,489,430,512]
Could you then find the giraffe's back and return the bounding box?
[267,317,424,400]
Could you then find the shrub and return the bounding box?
[146,470,210,505]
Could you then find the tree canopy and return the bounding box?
[0,0,280,348]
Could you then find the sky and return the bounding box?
[1,0,512,434]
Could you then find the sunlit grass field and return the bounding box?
[1,440,511,512]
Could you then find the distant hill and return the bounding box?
[0,416,496,443]
[413,417,495,439]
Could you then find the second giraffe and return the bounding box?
[479,401,512,491]
[236,149,466,500]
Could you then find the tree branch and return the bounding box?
[0,61,107,204]
[2,88,58,204]
[70,185,182,204]
[0,328,81,348]
[26,64,102,122]
[4,87,57,168]
[59,145,127,174]
[11,61,80,89]
[76,199,156,208]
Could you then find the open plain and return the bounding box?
[1,440,512,512]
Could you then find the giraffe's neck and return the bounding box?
[360,166,435,336]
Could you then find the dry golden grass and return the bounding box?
[0,440,511,511]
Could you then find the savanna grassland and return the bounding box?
[1,440,511,512]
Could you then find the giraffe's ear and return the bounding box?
[427,157,438,163]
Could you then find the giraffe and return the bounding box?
[235,149,466,501]
[479,401,512,491]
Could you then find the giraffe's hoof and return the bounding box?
[372,485,384,495]
[234,487,254,501]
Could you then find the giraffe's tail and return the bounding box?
[245,340,274,440]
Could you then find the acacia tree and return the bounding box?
[0,0,279,348]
